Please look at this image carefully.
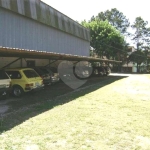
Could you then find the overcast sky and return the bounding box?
[42,0,150,25]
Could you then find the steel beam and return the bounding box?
[2,57,21,69]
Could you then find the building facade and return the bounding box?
[122,46,137,72]
[0,0,90,56]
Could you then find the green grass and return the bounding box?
[0,74,150,150]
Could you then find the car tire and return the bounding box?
[12,85,24,97]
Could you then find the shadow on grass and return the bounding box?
[0,75,128,133]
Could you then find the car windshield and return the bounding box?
[0,70,9,79]
[23,70,39,78]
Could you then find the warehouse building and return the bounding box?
[0,0,121,69]
[0,0,90,56]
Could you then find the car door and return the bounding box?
[0,70,11,95]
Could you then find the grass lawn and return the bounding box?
[0,74,150,150]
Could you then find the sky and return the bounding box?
[41,0,150,45]
[42,0,150,25]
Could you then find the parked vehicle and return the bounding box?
[104,66,111,76]
[5,68,44,97]
[73,66,91,79]
[92,66,111,76]
[39,67,60,83]
[32,67,51,85]
[0,70,11,99]
[57,66,72,81]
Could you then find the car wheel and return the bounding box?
[12,85,24,97]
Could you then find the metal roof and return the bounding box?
[0,0,90,41]
[0,46,122,63]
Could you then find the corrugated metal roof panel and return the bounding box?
[0,7,90,56]
[17,0,25,15]
[0,0,10,9]
[0,0,90,41]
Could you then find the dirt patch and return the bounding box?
[0,105,9,114]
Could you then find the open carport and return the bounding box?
[0,46,121,69]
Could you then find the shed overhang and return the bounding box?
[0,47,122,63]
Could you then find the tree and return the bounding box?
[81,20,127,60]
[90,16,96,22]
[131,17,150,50]
[129,50,146,72]
[96,8,130,36]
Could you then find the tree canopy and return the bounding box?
[81,8,150,71]
[94,8,130,36]
[131,17,150,50]
[81,20,127,60]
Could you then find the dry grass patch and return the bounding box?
[0,74,150,150]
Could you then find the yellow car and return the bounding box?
[5,68,44,97]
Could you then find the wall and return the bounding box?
[0,7,90,56]
[0,57,78,69]
[0,57,49,68]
